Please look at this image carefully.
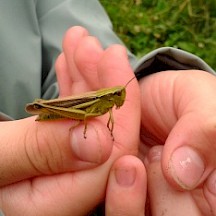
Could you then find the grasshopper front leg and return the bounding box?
[107,108,114,140]
[83,109,115,140]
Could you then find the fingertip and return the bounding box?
[106,155,146,215]
[113,155,147,186]
[145,145,163,165]
[70,120,113,164]
[55,53,72,96]
[165,146,206,190]
[73,36,103,89]
[55,52,65,74]
[97,44,134,87]
[62,26,89,68]
[62,26,89,51]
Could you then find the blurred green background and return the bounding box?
[100,0,216,70]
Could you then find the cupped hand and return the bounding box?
[0,26,140,215]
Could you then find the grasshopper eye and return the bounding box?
[33,104,42,110]
[115,91,122,97]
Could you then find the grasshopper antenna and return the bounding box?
[124,76,137,88]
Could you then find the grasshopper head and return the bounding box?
[113,88,126,108]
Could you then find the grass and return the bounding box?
[100,0,216,70]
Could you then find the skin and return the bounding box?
[0,26,140,215]
[139,69,216,215]
[145,146,204,216]
[1,26,216,215]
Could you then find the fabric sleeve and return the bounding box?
[133,47,215,79]
[0,0,137,121]
[36,0,137,100]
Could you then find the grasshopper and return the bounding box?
[25,77,135,139]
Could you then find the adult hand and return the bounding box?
[0,26,140,215]
[139,69,216,214]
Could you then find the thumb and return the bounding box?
[162,114,211,190]
[161,70,216,190]
[0,116,112,187]
[140,70,216,190]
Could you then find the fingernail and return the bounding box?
[206,170,216,195]
[70,126,101,163]
[147,145,163,163]
[169,146,205,189]
[115,167,136,187]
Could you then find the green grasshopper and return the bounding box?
[25,77,135,139]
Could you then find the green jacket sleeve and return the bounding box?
[133,47,215,79]
[0,0,136,120]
